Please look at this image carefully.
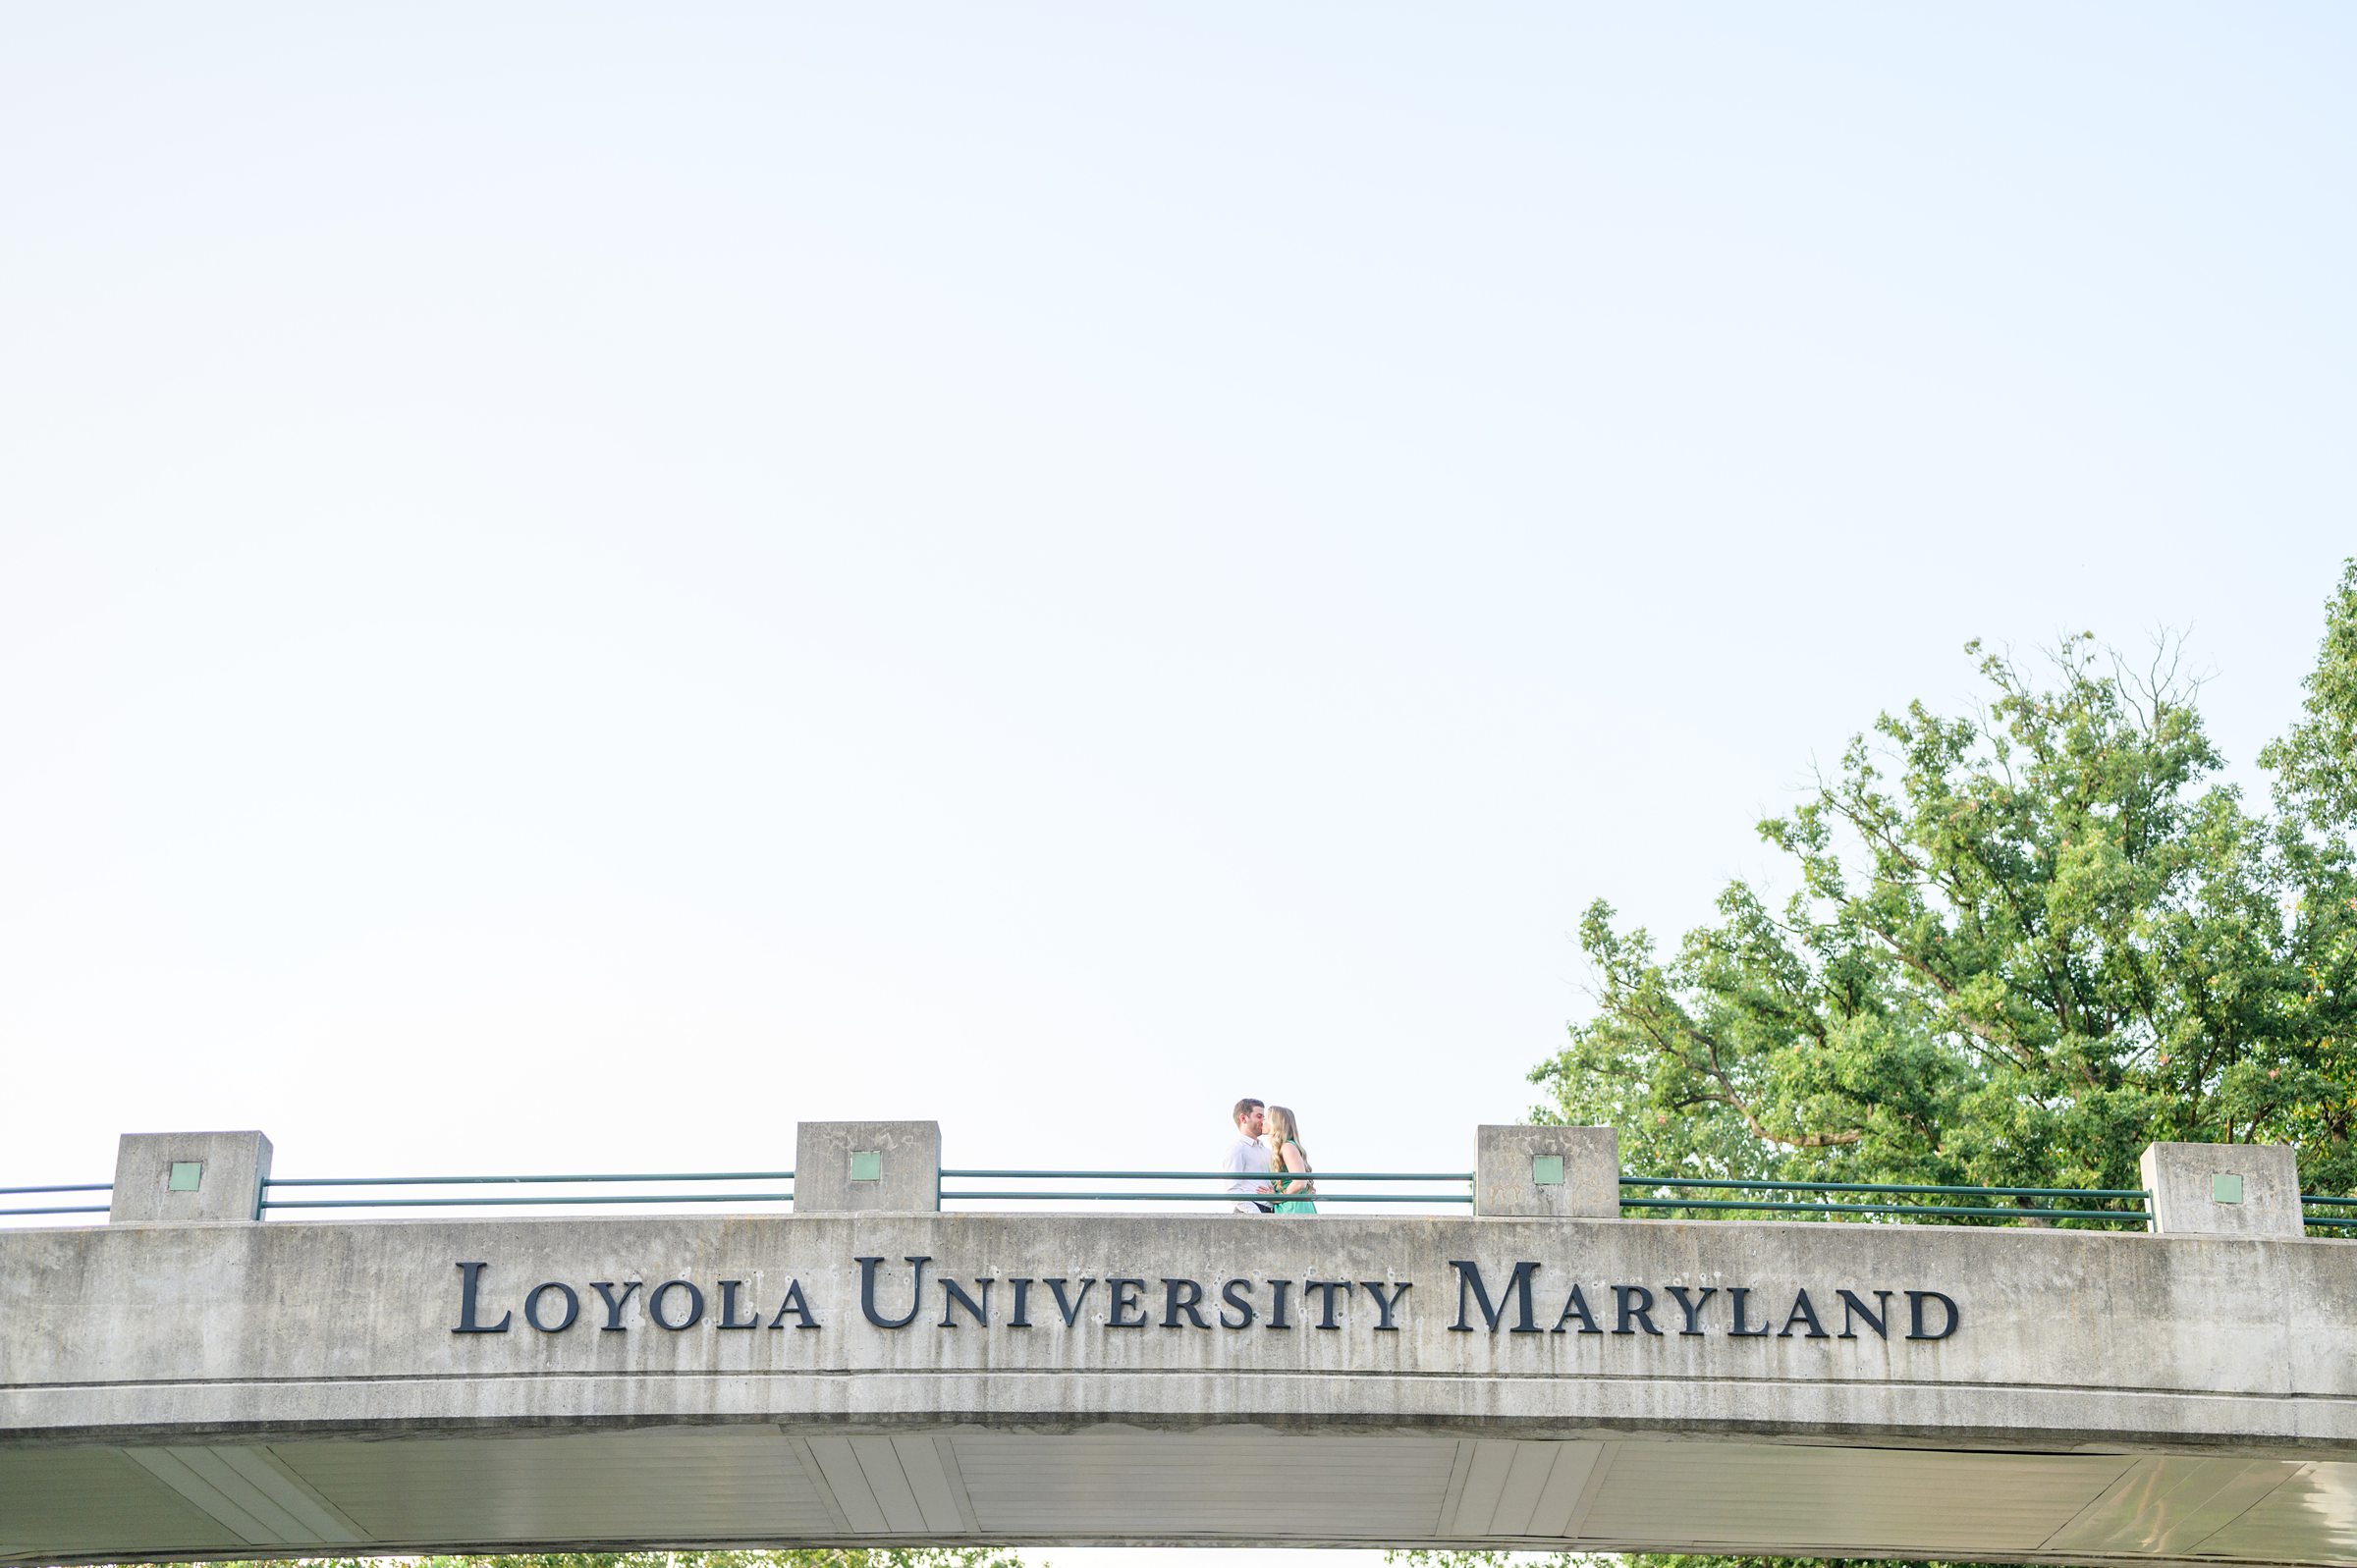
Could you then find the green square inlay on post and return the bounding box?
[1531,1155,1564,1187]
[850,1151,883,1182]
[167,1162,203,1193]
[2213,1172,2244,1204]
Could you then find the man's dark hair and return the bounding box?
[1233,1098,1264,1123]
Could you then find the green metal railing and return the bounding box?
[1619,1175,2155,1227]
[2303,1195,2357,1231]
[258,1172,795,1212]
[9,1170,2357,1231]
[0,1182,111,1217]
[937,1169,1473,1206]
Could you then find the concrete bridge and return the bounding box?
[2,1123,2352,1567]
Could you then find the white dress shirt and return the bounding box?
[1226,1134,1270,1212]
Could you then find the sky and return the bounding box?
[3,4,2354,1561]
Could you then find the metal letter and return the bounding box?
[1303,1280,1354,1329]
[1162,1277,1210,1328]
[939,1277,993,1327]
[590,1279,641,1331]
[1907,1289,1960,1341]
[453,1262,512,1334]
[649,1280,704,1330]
[1779,1288,1830,1339]
[1667,1284,1717,1335]
[1614,1284,1664,1336]
[768,1279,821,1329]
[1359,1280,1410,1331]
[1837,1288,1892,1340]
[1045,1277,1095,1326]
[524,1281,579,1333]
[856,1256,930,1329]
[1551,1284,1601,1334]
[1449,1260,1541,1333]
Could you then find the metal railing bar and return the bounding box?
[6,1161,2333,1224]
[1623,1176,2150,1201]
[939,1169,1471,1181]
[1621,1196,2148,1222]
[263,1192,792,1210]
[940,1191,1471,1204]
[265,1172,793,1188]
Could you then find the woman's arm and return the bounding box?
[1279,1141,1315,1193]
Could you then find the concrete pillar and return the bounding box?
[2139,1141,2303,1238]
[795,1121,941,1214]
[1474,1124,1618,1218]
[109,1131,273,1223]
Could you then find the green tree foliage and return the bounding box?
[1412,568,2357,1568]
[1534,561,2357,1207]
[1391,1550,1986,1568]
[124,1551,1025,1568]
[2262,562,2357,838]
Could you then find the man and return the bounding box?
[1226,1098,1274,1213]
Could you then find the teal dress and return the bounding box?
[1273,1143,1317,1214]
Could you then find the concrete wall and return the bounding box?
[5,1207,2352,1457]
[794,1121,940,1214]
[107,1132,272,1224]
[2143,1142,2306,1238]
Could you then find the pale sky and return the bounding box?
[3,6,2354,1563]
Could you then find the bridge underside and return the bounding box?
[5,1425,2352,1567]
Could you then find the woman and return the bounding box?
[1266,1105,1317,1215]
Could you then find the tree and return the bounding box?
[1430,573,2357,1568]
[1532,561,2357,1210]
[1392,1551,1986,1568]
[105,1551,1025,1568]
[2262,562,2357,839]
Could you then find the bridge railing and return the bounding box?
[2305,1194,2357,1231]
[251,1170,1479,1217]
[0,1182,111,1218]
[259,1171,797,1214]
[1618,1175,2155,1227]
[938,1169,1474,1209]
[12,1151,2357,1233]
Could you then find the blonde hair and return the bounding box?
[1266,1106,1304,1168]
